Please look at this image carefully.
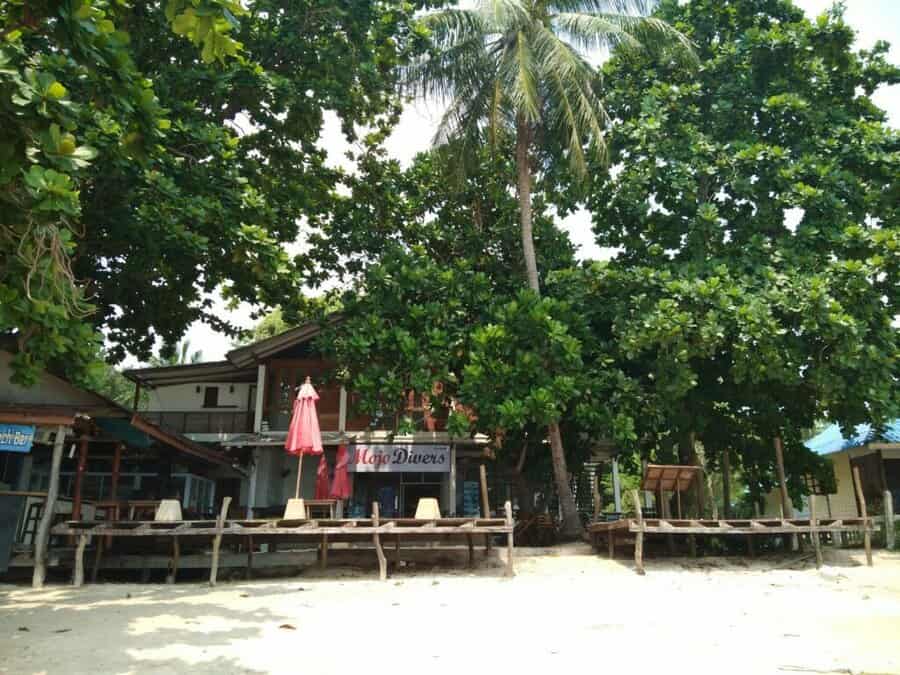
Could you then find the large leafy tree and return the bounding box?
[585,0,899,511]
[0,0,247,383]
[404,0,693,536]
[325,145,576,422]
[1,1,427,382]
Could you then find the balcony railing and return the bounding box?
[142,410,253,435]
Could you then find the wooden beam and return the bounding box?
[810,494,822,569]
[632,489,645,575]
[612,457,622,512]
[852,466,873,567]
[110,443,123,500]
[73,534,90,587]
[372,501,387,581]
[722,447,732,518]
[0,412,74,426]
[774,435,794,518]
[33,425,67,588]
[209,496,231,586]
[479,464,490,518]
[504,500,514,577]
[253,364,266,433]
[72,434,89,522]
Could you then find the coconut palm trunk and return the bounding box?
[516,116,582,537]
[407,0,694,543]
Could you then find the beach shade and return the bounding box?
[330,444,351,500]
[315,454,330,499]
[285,376,324,499]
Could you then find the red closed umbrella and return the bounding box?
[330,444,351,500]
[315,454,330,499]
[285,377,324,498]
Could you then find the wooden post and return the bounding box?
[72,434,89,522]
[209,496,231,586]
[884,490,895,550]
[592,475,602,523]
[321,533,329,570]
[479,464,490,517]
[773,435,794,518]
[612,457,622,513]
[632,489,645,575]
[132,381,142,411]
[722,447,732,519]
[480,463,492,553]
[73,534,90,587]
[608,530,615,559]
[466,533,474,567]
[167,537,180,584]
[504,500,514,577]
[695,468,705,519]
[33,425,67,589]
[246,448,259,519]
[449,444,457,516]
[774,435,799,551]
[393,534,400,567]
[91,536,105,583]
[372,501,387,581]
[253,364,266,433]
[110,443,123,500]
[852,466,873,566]
[810,494,822,569]
[747,535,755,558]
[246,534,254,580]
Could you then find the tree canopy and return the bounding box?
[581,0,899,503]
[1,0,428,383]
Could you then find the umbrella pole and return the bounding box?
[295,454,303,499]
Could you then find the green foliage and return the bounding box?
[462,291,583,430]
[403,0,694,176]
[2,1,427,383]
[580,0,899,500]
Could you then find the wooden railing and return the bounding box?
[142,410,253,435]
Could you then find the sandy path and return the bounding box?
[2,547,899,675]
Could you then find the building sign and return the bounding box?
[0,424,36,453]
[348,443,450,473]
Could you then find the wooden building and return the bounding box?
[0,349,240,581]
[124,321,494,520]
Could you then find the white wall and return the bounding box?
[144,382,253,411]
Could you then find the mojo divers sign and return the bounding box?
[347,443,450,473]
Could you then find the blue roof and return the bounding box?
[804,419,900,456]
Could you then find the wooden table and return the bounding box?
[303,499,337,519]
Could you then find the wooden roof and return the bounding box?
[641,464,700,492]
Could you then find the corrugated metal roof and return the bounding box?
[804,419,900,455]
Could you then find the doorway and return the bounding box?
[401,480,442,517]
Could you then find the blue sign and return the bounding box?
[0,424,35,453]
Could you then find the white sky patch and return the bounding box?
[126,0,900,363]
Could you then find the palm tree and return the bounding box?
[406,0,693,536]
[150,339,204,367]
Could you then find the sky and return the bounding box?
[166,0,899,365]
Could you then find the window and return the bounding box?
[203,386,219,408]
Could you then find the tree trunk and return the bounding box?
[516,117,540,293]
[722,447,731,519]
[549,422,582,537]
[773,434,794,518]
[515,117,582,538]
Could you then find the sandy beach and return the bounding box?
[2,546,899,675]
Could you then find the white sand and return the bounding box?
[2,546,899,675]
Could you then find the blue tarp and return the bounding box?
[804,419,900,456]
